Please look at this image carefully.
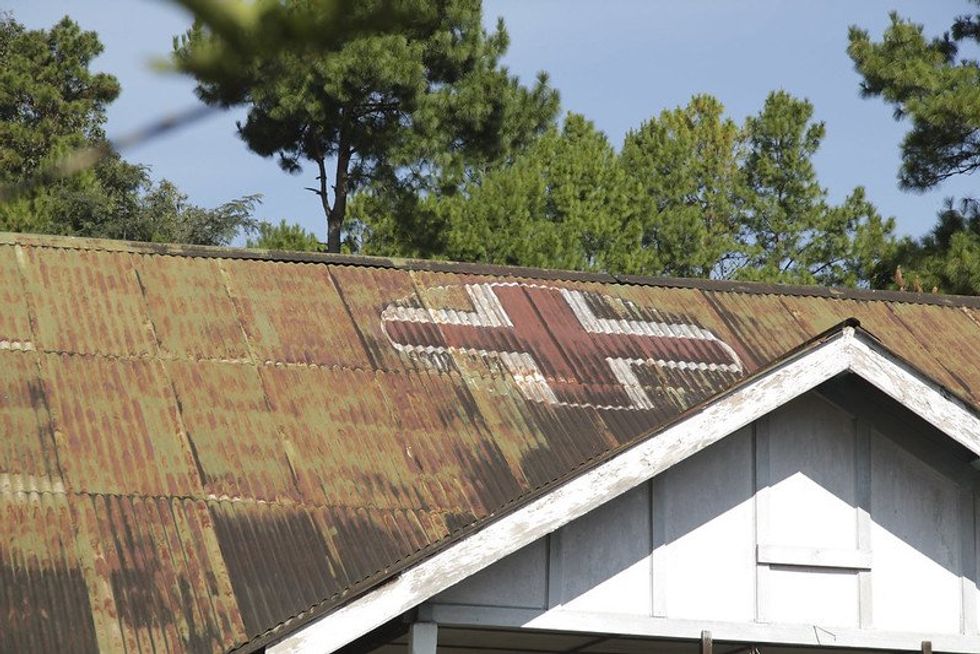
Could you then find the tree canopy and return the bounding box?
[4,4,975,294]
[848,2,980,191]
[736,92,893,286]
[849,1,980,294]
[0,13,259,246]
[620,95,743,279]
[880,198,980,295]
[174,0,559,253]
[247,218,323,251]
[368,113,639,272]
[357,92,895,287]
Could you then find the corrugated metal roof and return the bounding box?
[0,231,978,653]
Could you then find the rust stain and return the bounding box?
[218,258,372,368]
[259,364,431,511]
[135,254,251,362]
[0,492,100,653]
[1,235,979,653]
[0,245,34,349]
[886,302,980,403]
[166,359,299,502]
[20,247,156,356]
[71,493,246,652]
[39,353,202,497]
[329,264,441,374]
[702,290,812,364]
[0,351,62,493]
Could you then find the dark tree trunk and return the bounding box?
[326,208,343,253]
[325,133,352,254]
[314,156,335,251]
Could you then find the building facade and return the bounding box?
[0,232,978,654]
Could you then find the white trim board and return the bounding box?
[269,327,980,654]
[755,544,872,570]
[847,336,980,455]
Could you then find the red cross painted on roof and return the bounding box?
[381,283,743,411]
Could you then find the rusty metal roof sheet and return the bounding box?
[1,231,979,653]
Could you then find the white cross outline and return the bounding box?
[380,282,744,411]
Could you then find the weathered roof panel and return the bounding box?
[1,232,979,653]
[886,302,980,403]
[704,290,813,363]
[0,491,99,654]
[260,364,451,511]
[221,259,372,368]
[71,493,246,653]
[167,359,298,502]
[40,353,201,497]
[330,264,437,373]
[0,351,61,494]
[136,255,251,362]
[208,500,337,638]
[21,248,156,356]
[0,245,34,350]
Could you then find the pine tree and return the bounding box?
[621,95,744,278]
[359,92,894,286]
[737,92,893,286]
[849,2,980,295]
[174,0,559,253]
[848,2,980,190]
[880,198,980,295]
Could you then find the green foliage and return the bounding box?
[174,0,559,252]
[0,13,121,218]
[621,95,743,278]
[0,14,259,246]
[247,219,323,251]
[848,2,980,190]
[879,198,980,295]
[624,92,895,286]
[362,113,639,271]
[360,92,895,287]
[124,181,260,245]
[848,2,980,295]
[346,185,445,259]
[0,15,118,179]
[167,0,421,91]
[737,91,894,286]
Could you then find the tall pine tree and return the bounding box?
[850,1,980,294]
[362,113,639,272]
[621,95,744,278]
[359,91,895,287]
[737,91,893,286]
[848,1,980,191]
[175,0,559,253]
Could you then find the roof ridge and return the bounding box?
[2,230,978,309]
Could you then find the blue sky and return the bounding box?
[9,0,976,240]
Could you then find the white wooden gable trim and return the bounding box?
[270,327,980,654]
